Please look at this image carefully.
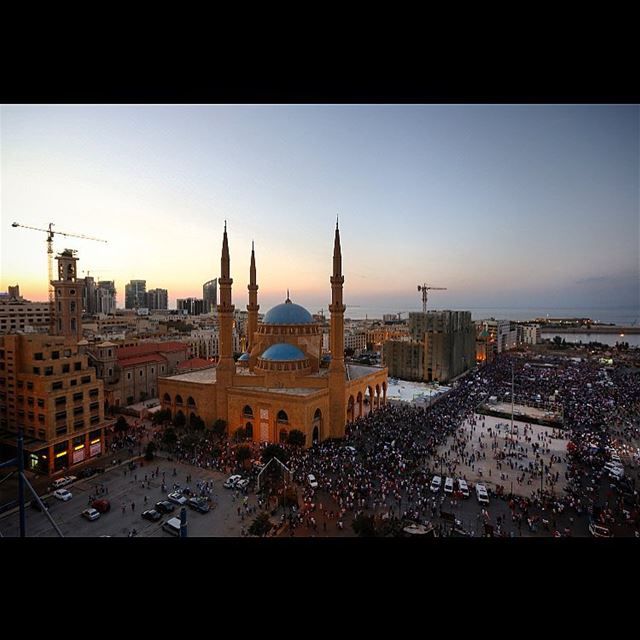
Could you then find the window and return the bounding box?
[89,402,99,411]
[90,416,99,425]
[108,369,113,376]
[127,372,131,380]
[55,396,66,406]
[34,352,44,360]
[44,366,53,376]
[38,429,45,439]
[27,382,34,390]
[74,420,84,430]
[62,364,70,373]
[38,415,45,424]
[139,370,143,377]
[55,410,67,420]
[33,367,40,375]
[64,349,72,357]
[52,351,60,359]
[81,376,91,384]
[89,388,99,398]
[52,381,63,391]
[74,362,81,371]
[73,406,84,416]
[55,425,67,436]
[37,398,44,407]
[70,379,77,386]
[73,392,83,401]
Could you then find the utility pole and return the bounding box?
[511,362,515,438]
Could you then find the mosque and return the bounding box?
[158,222,388,446]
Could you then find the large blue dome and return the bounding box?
[263,300,314,325]
[260,343,307,361]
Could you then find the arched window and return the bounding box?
[187,396,196,407]
[243,405,253,418]
[163,393,171,403]
[175,394,183,405]
[277,410,288,423]
[314,408,322,420]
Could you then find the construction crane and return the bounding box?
[417,283,447,313]
[11,222,107,331]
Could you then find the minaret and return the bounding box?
[247,241,259,353]
[216,222,235,424]
[52,249,83,341]
[328,218,346,439]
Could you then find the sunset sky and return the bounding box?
[1,104,638,317]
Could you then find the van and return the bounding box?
[162,517,182,536]
[476,483,489,505]
[444,477,454,494]
[458,479,470,498]
[430,475,442,493]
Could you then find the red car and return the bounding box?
[91,499,111,513]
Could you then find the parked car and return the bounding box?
[167,491,188,506]
[142,509,162,522]
[155,500,175,514]
[81,508,100,521]
[91,499,111,513]
[53,488,73,501]
[30,498,50,512]
[307,474,318,489]
[457,479,470,498]
[235,478,250,490]
[50,475,77,491]
[162,517,182,536]
[224,475,242,489]
[430,475,442,493]
[444,477,454,494]
[589,522,612,538]
[187,497,210,513]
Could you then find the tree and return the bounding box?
[162,427,177,447]
[152,409,171,425]
[236,445,252,465]
[212,418,227,440]
[189,414,205,430]
[352,512,377,537]
[552,336,563,346]
[233,427,246,443]
[173,412,186,428]
[262,444,288,465]
[287,429,306,447]
[145,441,156,461]
[248,512,272,537]
[114,416,129,433]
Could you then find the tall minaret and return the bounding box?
[216,222,235,424]
[328,218,346,438]
[247,241,259,353]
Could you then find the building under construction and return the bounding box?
[383,310,475,383]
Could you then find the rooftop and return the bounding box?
[164,367,217,384]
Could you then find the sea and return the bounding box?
[344,306,639,326]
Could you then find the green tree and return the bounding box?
[162,427,177,447]
[262,444,289,465]
[236,445,252,465]
[189,414,205,430]
[287,429,306,447]
[352,512,377,537]
[173,412,186,428]
[145,441,156,461]
[233,427,246,443]
[248,512,272,537]
[152,409,171,425]
[114,415,129,433]
[212,418,227,440]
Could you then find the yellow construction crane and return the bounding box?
[417,283,447,313]
[11,222,107,331]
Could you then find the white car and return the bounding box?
[430,475,442,493]
[235,478,250,490]
[167,491,188,505]
[444,477,454,494]
[81,508,100,521]
[224,475,242,489]
[53,488,73,501]
[307,474,318,489]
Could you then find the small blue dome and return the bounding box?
[238,352,250,362]
[260,343,307,361]
[263,300,313,325]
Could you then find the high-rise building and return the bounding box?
[203,279,217,313]
[96,281,117,315]
[177,298,206,315]
[82,276,97,315]
[383,310,475,383]
[146,288,168,310]
[125,280,146,309]
[0,286,51,334]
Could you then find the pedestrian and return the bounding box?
[131,502,135,511]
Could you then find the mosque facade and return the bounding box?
[158,223,388,446]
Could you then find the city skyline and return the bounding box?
[1,104,638,317]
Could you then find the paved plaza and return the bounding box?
[436,413,569,498]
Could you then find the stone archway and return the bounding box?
[382,381,387,406]
[245,422,253,440]
[347,395,355,423]
[375,384,381,410]
[356,391,363,418]
[312,408,322,444]
[365,386,374,415]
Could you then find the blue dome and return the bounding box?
[260,343,307,361]
[238,352,250,362]
[263,300,313,325]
